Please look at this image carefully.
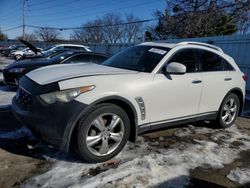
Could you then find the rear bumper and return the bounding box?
[12,76,88,151]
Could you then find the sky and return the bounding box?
[0,0,166,39]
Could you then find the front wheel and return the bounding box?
[214,93,240,128]
[76,103,130,163]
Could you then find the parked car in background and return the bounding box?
[3,51,109,85]
[0,45,15,54]
[8,40,89,61]
[11,47,43,60]
[1,45,26,57]
[12,41,246,162]
[44,44,91,52]
[0,45,8,53]
[24,49,70,59]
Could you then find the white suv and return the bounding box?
[12,47,43,60]
[44,44,91,52]
[12,42,246,162]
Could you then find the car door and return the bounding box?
[197,49,236,113]
[150,48,203,123]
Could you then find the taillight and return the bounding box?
[243,74,248,81]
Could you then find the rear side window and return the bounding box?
[197,49,234,72]
[55,46,64,50]
[221,57,234,71]
[167,49,197,73]
[64,46,86,51]
[63,54,90,64]
[90,55,108,64]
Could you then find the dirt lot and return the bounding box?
[0,117,250,188]
[0,55,250,188]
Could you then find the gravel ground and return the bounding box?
[0,54,250,188]
[0,55,16,104]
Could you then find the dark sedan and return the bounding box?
[3,51,109,86]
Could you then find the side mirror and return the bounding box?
[166,62,186,74]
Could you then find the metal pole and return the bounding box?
[22,0,25,38]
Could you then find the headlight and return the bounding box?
[9,68,25,73]
[40,85,95,104]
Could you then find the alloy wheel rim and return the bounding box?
[222,98,237,125]
[86,113,124,156]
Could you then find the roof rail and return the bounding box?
[176,41,223,53]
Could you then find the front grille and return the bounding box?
[16,87,32,110]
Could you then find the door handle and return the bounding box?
[192,80,202,84]
[224,78,232,81]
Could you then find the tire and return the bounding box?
[76,103,130,163]
[213,93,240,128]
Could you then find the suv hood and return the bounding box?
[26,63,137,85]
[19,39,42,55]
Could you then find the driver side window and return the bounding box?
[167,49,197,73]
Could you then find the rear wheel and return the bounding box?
[76,103,130,163]
[213,93,240,128]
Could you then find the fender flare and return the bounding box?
[60,95,138,152]
[219,87,244,115]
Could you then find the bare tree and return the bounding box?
[122,14,143,43]
[237,11,250,34]
[85,19,105,43]
[71,13,144,44]
[34,28,60,42]
[102,13,124,43]
[70,28,86,42]
[152,0,249,39]
[229,1,250,34]
[16,33,37,41]
[71,19,104,43]
[0,28,8,41]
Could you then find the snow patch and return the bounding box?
[174,126,193,137]
[0,86,15,105]
[24,159,97,188]
[22,124,250,188]
[227,167,250,185]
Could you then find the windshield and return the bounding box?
[8,45,16,49]
[42,50,64,58]
[48,51,75,62]
[43,45,55,51]
[102,45,170,72]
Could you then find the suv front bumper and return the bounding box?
[12,76,88,151]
